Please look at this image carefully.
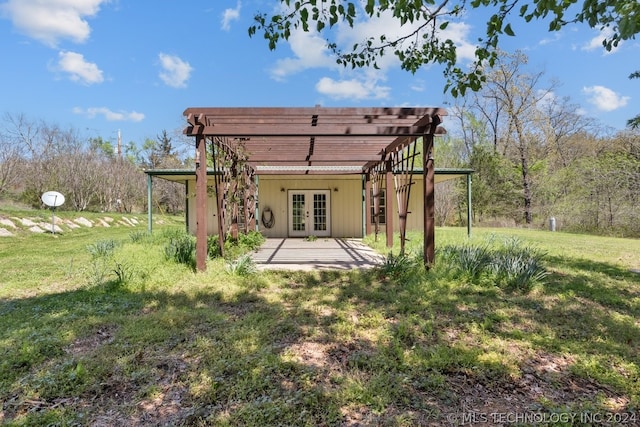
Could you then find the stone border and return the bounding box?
[0,214,143,237]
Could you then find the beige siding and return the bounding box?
[186,180,219,235]
[181,173,466,237]
[258,175,363,238]
[186,175,364,238]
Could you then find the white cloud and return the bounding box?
[335,9,476,69]
[316,76,390,100]
[269,30,337,80]
[56,51,103,85]
[539,32,562,46]
[583,85,629,112]
[73,107,145,122]
[410,79,426,92]
[582,27,621,54]
[158,53,192,88]
[269,4,475,81]
[221,1,241,31]
[0,0,107,47]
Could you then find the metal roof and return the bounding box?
[144,167,473,183]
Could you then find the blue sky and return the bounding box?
[0,0,637,150]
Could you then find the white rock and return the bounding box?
[20,218,38,226]
[0,218,17,228]
[0,228,14,237]
[29,225,45,233]
[39,222,63,233]
[74,217,93,227]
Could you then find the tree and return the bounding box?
[467,51,556,224]
[250,0,639,97]
[139,130,183,169]
[0,130,22,196]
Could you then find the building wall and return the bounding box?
[186,175,365,238]
[186,180,220,235]
[257,175,363,238]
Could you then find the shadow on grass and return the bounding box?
[1,255,639,426]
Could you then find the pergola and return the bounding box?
[183,106,448,271]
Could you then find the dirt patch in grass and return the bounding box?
[65,324,117,356]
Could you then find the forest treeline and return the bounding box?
[1,52,638,236]
[0,114,187,215]
[437,52,639,237]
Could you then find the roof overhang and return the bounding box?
[145,167,473,184]
[183,106,447,174]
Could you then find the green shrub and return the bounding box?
[491,247,549,291]
[226,254,257,276]
[437,237,549,291]
[237,230,266,250]
[112,260,134,287]
[86,239,119,259]
[379,251,420,280]
[164,234,196,268]
[129,231,147,243]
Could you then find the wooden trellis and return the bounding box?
[370,157,386,243]
[390,139,420,255]
[209,136,257,257]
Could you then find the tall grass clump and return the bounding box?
[225,253,257,276]
[378,251,422,282]
[224,230,265,259]
[129,230,148,243]
[438,243,492,281]
[86,239,119,258]
[491,245,549,291]
[163,233,196,269]
[437,235,549,291]
[84,239,136,288]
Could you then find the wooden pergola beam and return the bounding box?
[185,107,447,271]
[195,135,207,271]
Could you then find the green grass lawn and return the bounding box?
[1,211,639,426]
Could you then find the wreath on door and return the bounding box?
[261,206,275,228]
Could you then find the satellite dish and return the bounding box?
[41,191,65,207]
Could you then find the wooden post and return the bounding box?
[423,135,435,267]
[364,173,372,236]
[215,181,225,257]
[195,135,208,271]
[385,159,394,248]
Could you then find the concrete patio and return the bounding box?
[251,238,386,271]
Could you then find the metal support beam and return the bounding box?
[423,135,435,267]
[195,135,208,271]
[184,180,189,234]
[467,173,473,238]
[147,174,153,234]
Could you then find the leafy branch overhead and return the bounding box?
[249,0,639,97]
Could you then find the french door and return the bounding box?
[288,190,331,237]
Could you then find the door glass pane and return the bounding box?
[292,194,305,231]
[313,193,327,231]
